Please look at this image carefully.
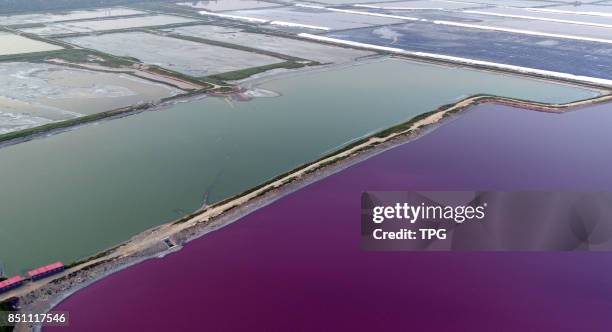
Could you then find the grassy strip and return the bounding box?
[0,0,178,15]
[159,31,305,62]
[0,49,70,63]
[0,48,135,68]
[142,64,216,88]
[0,103,150,144]
[207,61,314,81]
[0,87,211,147]
[64,247,119,270]
[4,23,45,29]
[53,49,137,67]
[46,21,206,39]
[128,1,215,18]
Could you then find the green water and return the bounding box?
[0,58,599,275]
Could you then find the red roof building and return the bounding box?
[0,276,25,293]
[28,262,65,281]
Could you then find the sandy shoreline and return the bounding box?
[2,89,610,331]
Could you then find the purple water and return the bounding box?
[48,103,612,331]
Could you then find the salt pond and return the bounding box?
[327,21,612,80]
[437,10,612,41]
[458,0,562,7]
[0,32,62,56]
[356,0,486,10]
[0,62,181,134]
[176,0,280,11]
[20,15,197,36]
[0,7,145,26]
[63,31,284,77]
[470,6,612,26]
[545,3,612,16]
[47,102,612,331]
[227,6,404,30]
[167,25,374,63]
[0,58,599,274]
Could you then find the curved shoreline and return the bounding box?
[3,91,611,331]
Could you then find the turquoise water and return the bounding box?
[0,58,599,275]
